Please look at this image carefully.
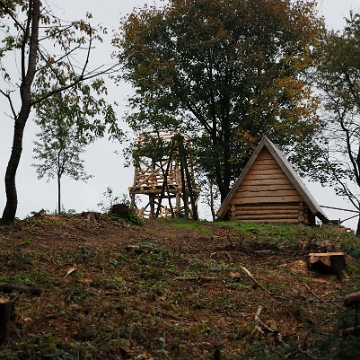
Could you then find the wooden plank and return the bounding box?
[250,163,281,171]
[247,168,286,177]
[232,189,301,199]
[238,184,296,192]
[235,214,299,222]
[236,204,300,211]
[257,149,274,160]
[235,187,299,195]
[229,195,303,204]
[242,174,290,184]
[240,179,293,188]
[245,171,290,180]
[235,209,299,216]
[235,219,299,223]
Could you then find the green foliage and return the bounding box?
[315,12,360,233]
[98,187,143,225]
[32,92,93,214]
[114,0,325,201]
[0,0,123,225]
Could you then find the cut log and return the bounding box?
[307,252,348,282]
[0,283,42,295]
[0,298,12,345]
[344,291,360,307]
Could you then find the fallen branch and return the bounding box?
[248,306,264,340]
[339,325,360,337]
[305,284,323,302]
[248,306,285,345]
[0,283,42,296]
[174,275,216,282]
[344,291,360,307]
[152,307,194,322]
[240,265,272,295]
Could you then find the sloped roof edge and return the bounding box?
[217,136,328,222]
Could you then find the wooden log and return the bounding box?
[235,213,299,220]
[247,168,284,176]
[234,219,299,223]
[244,173,290,181]
[232,204,300,211]
[307,252,348,281]
[238,184,296,192]
[231,195,303,204]
[235,209,299,216]
[234,188,300,197]
[344,291,360,307]
[0,298,12,345]
[0,283,42,295]
[241,178,293,186]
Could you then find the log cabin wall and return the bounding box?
[227,147,314,225]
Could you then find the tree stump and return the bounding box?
[307,252,348,282]
[344,291,360,307]
[0,298,12,345]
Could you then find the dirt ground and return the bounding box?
[0,213,358,359]
[1,213,313,261]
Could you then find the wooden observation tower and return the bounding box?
[129,131,199,219]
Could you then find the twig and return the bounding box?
[305,284,323,302]
[239,265,272,295]
[174,275,216,282]
[305,284,342,309]
[152,307,193,322]
[248,305,286,347]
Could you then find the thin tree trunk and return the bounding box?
[356,216,360,237]
[2,116,27,224]
[1,0,40,225]
[57,174,61,215]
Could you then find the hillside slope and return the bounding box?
[0,215,359,359]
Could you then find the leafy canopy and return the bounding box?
[316,12,360,228]
[114,0,326,201]
[0,0,122,224]
[32,92,92,214]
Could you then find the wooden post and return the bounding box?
[0,298,12,345]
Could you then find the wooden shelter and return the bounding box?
[217,136,328,225]
[129,131,199,219]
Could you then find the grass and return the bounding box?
[0,217,359,359]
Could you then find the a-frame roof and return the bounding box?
[217,136,328,222]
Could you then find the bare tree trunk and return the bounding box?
[210,182,216,221]
[1,0,40,225]
[57,174,61,215]
[2,115,27,224]
[356,216,360,237]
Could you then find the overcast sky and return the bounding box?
[0,0,359,228]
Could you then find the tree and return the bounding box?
[0,0,121,225]
[32,92,92,215]
[316,12,360,235]
[113,0,325,204]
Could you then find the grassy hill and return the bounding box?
[0,215,359,359]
